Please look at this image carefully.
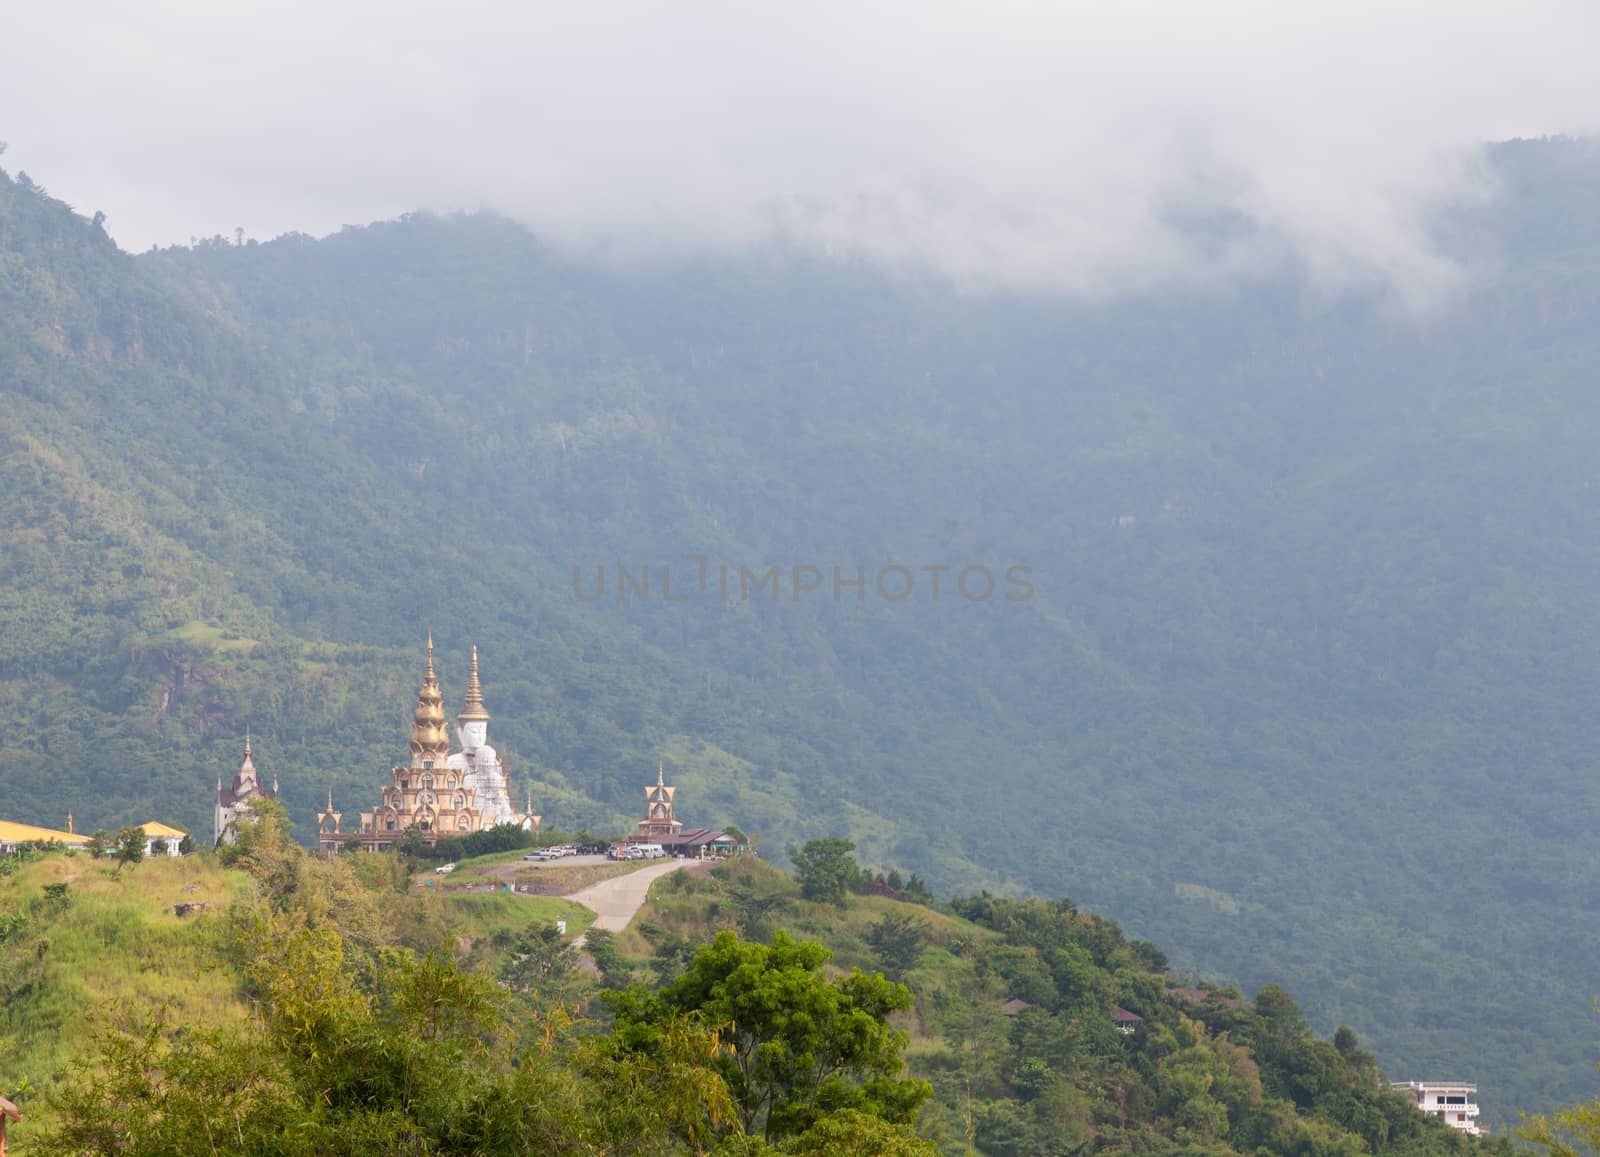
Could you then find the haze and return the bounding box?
[5,1,1599,300]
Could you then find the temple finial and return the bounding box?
[460,644,489,721]
[658,760,665,787]
[245,726,252,757]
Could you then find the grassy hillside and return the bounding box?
[1,837,1502,1155]
[0,851,253,1105]
[5,143,1600,1119]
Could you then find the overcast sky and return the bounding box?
[4,1,1598,300]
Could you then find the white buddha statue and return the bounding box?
[447,646,515,827]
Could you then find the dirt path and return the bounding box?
[565,858,693,945]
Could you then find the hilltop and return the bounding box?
[0,833,1508,1155]
[5,141,1600,1116]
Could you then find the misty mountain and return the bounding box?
[3,139,1600,1121]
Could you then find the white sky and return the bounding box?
[4,1,1598,299]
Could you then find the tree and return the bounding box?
[790,838,863,906]
[582,927,632,988]
[866,912,926,982]
[1525,1097,1600,1156]
[87,829,112,857]
[177,833,195,856]
[900,873,935,906]
[112,827,146,875]
[611,930,930,1142]
[498,924,575,994]
[721,868,793,940]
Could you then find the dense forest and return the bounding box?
[0,828,1518,1154]
[3,139,1600,1122]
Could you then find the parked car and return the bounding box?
[435,863,456,874]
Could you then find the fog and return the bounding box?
[5,1,1598,301]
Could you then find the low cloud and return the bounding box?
[5,1,1598,302]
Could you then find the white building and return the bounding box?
[216,732,278,846]
[137,822,188,857]
[446,647,516,828]
[1390,1082,1483,1136]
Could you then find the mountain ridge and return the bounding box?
[4,141,1600,1120]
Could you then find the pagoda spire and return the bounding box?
[409,636,449,767]
[459,644,490,722]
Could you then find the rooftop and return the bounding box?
[0,819,90,846]
[137,822,189,839]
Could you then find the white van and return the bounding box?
[634,843,665,860]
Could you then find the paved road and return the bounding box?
[565,858,694,937]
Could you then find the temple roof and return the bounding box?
[0,819,90,846]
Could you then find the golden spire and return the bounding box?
[327,787,334,811]
[67,811,74,835]
[459,644,490,722]
[240,729,256,776]
[658,760,666,788]
[409,637,449,765]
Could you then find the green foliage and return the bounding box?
[111,827,145,875]
[1523,1092,1600,1156]
[2,835,1520,1156]
[866,911,927,982]
[790,839,866,907]
[611,930,930,1143]
[583,927,632,988]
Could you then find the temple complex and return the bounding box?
[215,731,278,847]
[628,761,743,858]
[320,637,499,854]
[316,643,480,851]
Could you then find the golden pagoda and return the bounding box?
[336,637,487,852]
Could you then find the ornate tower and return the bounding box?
[351,638,485,849]
[637,761,684,842]
[458,645,489,750]
[316,788,343,854]
[216,730,278,846]
[410,634,451,770]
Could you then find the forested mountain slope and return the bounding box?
[0,834,1506,1156]
[3,140,1600,1121]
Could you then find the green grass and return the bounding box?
[440,890,595,943]
[0,851,258,1145]
[154,619,259,655]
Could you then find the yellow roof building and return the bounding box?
[0,819,91,850]
[135,822,188,840]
